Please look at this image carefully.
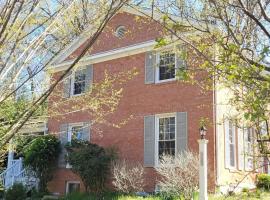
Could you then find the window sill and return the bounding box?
[245,168,254,172]
[226,167,238,173]
[70,92,85,98]
[66,163,72,169]
[155,78,176,84]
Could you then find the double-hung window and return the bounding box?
[157,51,176,82]
[157,115,176,161]
[72,68,87,95]
[245,128,253,170]
[68,123,84,143]
[228,122,236,167]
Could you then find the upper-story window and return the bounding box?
[145,46,187,85]
[157,51,176,82]
[72,68,87,95]
[157,115,176,161]
[63,65,92,98]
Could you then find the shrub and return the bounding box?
[242,187,249,193]
[155,151,199,200]
[4,183,27,200]
[257,173,270,190]
[112,160,144,194]
[23,135,60,193]
[66,143,116,194]
[0,182,4,199]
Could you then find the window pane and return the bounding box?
[71,126,83,140]
[74,82,85,95]
[230,144,235,166]
[73,69,86,95]
[159,129,164,140]
[68,183,80,193]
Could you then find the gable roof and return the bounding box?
[50,6,157,68]
[48,5,202,72]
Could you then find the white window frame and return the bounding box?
[225,120,237,169]
[155,51,177,83]
[71,67,87,97]
[65,181,80,194]
[67,122,84,143]
[155,113,177,166]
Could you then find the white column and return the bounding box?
[7,139,14,169]
[198,139,208,200]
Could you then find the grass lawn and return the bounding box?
[58,191,270,200]
[209,191,270,200]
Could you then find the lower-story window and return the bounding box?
[157,114,176,161]
[225,120,236,169]
[66,181,80,194]
[68,123,84,143]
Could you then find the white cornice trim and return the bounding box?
[48,40,157,73]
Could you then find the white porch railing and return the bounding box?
[0,158,38,190]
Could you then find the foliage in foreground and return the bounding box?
[155,151,199,200]
[67,142,117,194]
[61,192,165,200]
[257,173,270,190]
[23,135,60,193]
[58,190,270,200]
[4,183,27,200]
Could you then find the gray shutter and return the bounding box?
[144,115,155,167]
[145,52,156,84]
[85,65,93,92]
[176,112,187,154]
[82,122,90,141]
[63,71,71,98]
[58,123,68,168]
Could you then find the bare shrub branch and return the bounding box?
[155,151,199,199]
[112,160,145,194]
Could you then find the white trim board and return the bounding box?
[48,40,157,73]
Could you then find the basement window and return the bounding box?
[66,181,80,194]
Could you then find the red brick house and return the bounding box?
[47,7,258,195]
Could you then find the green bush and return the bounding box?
[257,174,270,190]
[0,182,4,199]
[4,183,27,200]
[66,143,116,195]
[23,135,60,193]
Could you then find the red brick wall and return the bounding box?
[66,12,163,60]
[47,11,216,195]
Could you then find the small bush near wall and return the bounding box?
[257,174,270,190]
[23,135,60,193]
[66,143,117,195]
[155,151,199,200]
[112,160,145,194]
[4,183,27,200]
